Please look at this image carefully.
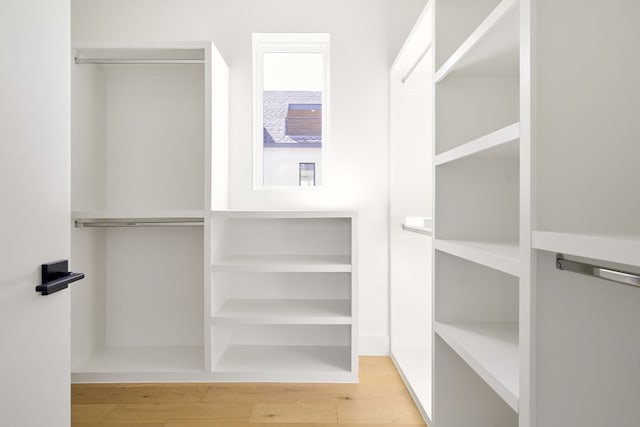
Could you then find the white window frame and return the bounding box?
[252,33,330,190]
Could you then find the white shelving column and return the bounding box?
[70,42,229,383]
[432,0,524,425]
[210,210,358,383]
[389,2,434,422]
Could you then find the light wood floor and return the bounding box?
[72,356,427,426]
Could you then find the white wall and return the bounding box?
[72,0,426,354]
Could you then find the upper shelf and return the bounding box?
[434,239,520,277]
[435,123,519,166]
[435,321,519,412]
[436,0,519,82]
[73,43,208,64]
[532,231,640,267]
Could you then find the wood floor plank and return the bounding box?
[250,401,337,424]
[336,396,426,425]
[103,403,252,423]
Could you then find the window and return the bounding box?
[299,162,316,186]
[253,33,330,188]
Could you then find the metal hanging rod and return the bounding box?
[556,254,640,288]
[74,58,204,65]
[402,43,433,84]
[75,218,204,228]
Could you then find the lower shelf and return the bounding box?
[72,345,203,382]
[213,345,355,382]
[434,321,519,412]
[391,347,432,422]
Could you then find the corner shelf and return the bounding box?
[435,0,519,82]
[435,321,519,412]
[435,122,519,166]
[212,299,352,324]
[434,239,520,277]
[532,231,640,267]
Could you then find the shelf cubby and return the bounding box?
[434,335,518,426]
[435,321,518,411]
[435,0,519,82]
[210,324,354,382]
[435,139,519,246]
[435,0,506,71]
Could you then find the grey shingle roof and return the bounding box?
[263,91,322,147]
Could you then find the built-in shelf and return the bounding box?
[435,321,519,412]
[434,239,520,277]
[72,210,205,220]
[402,217,433,236]
[212,299,351,324]
[212,255,352,272]
[72,345,203,381]
[435,123,519,166]
[392,347,432,421]
[533,231,640,267]
[435,0,519,82]
[214,345,352,375]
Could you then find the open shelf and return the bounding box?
[72,210,205,220]
[392,347,432,420]
[213,345,353,380]
[435,321,518,412]
[435,122,519,166]
[434,239,520,276]
[533,231,640,267]
[212,299,351,324]
[402,217,433,236]
[436,0,519,82]
[72,345,203,382]
[212,254,352,272]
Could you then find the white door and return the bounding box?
[0,1,71,426]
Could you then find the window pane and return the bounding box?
[262,52,323,187]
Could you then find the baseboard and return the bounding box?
[359,335,389,355]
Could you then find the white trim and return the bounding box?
[252,33,330,190]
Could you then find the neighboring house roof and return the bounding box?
[263,91,322,148]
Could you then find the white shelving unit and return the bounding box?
[209,210,358,382]
[389,3,434,422]
[70,42,229,383]
[433,0,522,425]
[427,0,640,426]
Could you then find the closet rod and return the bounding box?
[74,58,205,65]
[556,254,640,288]
[401,43,432,84]
[75,218,204,228]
